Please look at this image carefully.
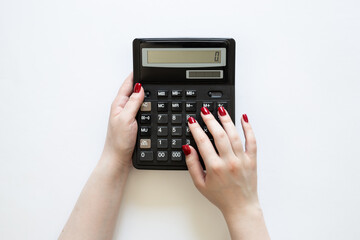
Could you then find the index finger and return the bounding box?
[188,117,218,167]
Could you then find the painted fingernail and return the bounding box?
[133,83,141,93]
[218,106,226,116]
[182,145,191,155]
[188,116,196,124]
[201,107,210,115]
[242,114,249,123]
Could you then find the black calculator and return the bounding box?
[132,38,235,170]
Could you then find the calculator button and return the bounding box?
[185,90,197,97]
[186,114,196,121]
[140,151,153,161]
[202,102,214,112]
[186,138,196,146]
[216,102,228,109]
[140,114,151,124]
[140,102,151,112]
[140,126,151,136]
[157,114,168,124]
[171,114,182,124]
[203,126,213,139]
[157,151,168,161]
[157,126,168,136]
[171,90,182,97]
[157,139,168,148]
[171,126,182,136]
[171,139,182,149]
[171,151,182,161]
[157,90,168,97]
[171,102,182,112]
[208,91,223,98]
[145,91,151,98]
[157,102,168,112]
[139,139,151,149]
[185,102,196,112]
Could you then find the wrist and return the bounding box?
[98,149,132,179]
[222,201,264,223]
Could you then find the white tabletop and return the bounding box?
[1,0,360,239]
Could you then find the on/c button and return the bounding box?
[208,91,223,98]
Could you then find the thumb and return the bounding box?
[182,145,205,190]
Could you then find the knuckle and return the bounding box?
[232,134,242,143]
[228,159,241,173]
[210,162,224,175]
[215,130,227,140]
[197,134,208,145]
[249,159,257,170]
[221,116,233,124]
[248,138,257,147]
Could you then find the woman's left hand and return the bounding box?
[102,73,144,171]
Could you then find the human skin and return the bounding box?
[58,73,270,240]
[183,107,270,240]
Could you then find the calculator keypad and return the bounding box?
[137,88,230,166]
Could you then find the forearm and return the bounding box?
[223,204,270,240]
[59,153,130,240]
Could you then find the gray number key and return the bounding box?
[171,126,182,136]
[171,114,182,124]
[158,114,168,124]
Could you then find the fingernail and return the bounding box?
[218,106,226,116]
[133,83,141,93]
[188,116,196,124]
[182,145,191,155]
[242,114,249,123]
[201,107,210,115]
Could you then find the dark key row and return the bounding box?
[141,114,196,125]
[140,101,228,113]
[140,125,193,137]
[140,138,194,149]
[156,90,197,98]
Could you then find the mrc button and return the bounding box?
[157,90,168,97]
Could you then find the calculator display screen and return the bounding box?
[142,48,226,68]
[148,50,220,63]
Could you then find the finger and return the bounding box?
[200,107,234,158]
[241,114,257,158]
[122,83,145,119]
[112,73,134,110]
[217,106,244,156]
[188,116,218,167]
[182,145,205,190]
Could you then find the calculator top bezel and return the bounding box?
[133,38,235,85]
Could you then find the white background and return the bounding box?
[1,0,360,239]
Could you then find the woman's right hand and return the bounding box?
[182,107,270,239]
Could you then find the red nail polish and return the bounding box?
[201,107,210,115]
[218,106,226,116]
[242,114,249,123]
[133,83,141,93]
[188,116,196,124]
[182,145,191,155]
